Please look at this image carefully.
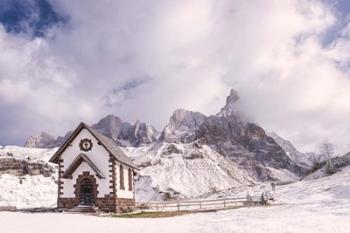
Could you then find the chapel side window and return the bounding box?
[120,164,125,190]
[128,168,132,191]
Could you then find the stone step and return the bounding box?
[67,205,98,213]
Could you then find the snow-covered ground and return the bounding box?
[1,164,350,232]
[0,146,58,208]
[0,174,57,208]
[0,198,349,233]
[0,145,57,162]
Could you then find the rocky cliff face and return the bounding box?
[267,132,316,169]
[198,117,305,180]
[91,114,124,141]
[160,109,207,143]
[216,89,241,118]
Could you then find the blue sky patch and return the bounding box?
[0,0,66,37]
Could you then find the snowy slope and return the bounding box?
[1,170,350,233]
[0,174,57,208]
[124,142,256,199]
[0,144,256,206]
[204,163,350,206]
[0,146,58,208]
[0,141,301,208]
[0,146,58,163]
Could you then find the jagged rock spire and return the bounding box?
[217,88,240,117]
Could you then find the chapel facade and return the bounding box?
[49,122,138,213]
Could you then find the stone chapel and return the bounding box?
[49,122,138,213]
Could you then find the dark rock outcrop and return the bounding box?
[0,158,55,177]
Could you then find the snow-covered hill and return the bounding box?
[304,152,350,180]
[2,162,350,233]
[204,162,350,206]
[0,144,250,206]
[0,146,58,208]
[124,142,256,199]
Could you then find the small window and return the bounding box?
[119,165,125,190]
[128,168,133,191]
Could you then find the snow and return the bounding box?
[0,145,58,163]
[1,195,349,233]
[0,174,57,208]
[0,146,58,208]
[124,142,255,199]
[1,148,350,232]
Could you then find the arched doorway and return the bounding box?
[79,178,94,206]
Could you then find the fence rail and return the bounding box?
[136,195,267,212]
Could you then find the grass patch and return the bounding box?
[113,211,192,218]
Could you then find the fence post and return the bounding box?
[223,200,226,209]
[199,201,202,210]
[156,203,159,211]
[177,202,180,211]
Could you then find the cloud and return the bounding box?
[0,0,350,153]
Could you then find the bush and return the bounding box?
[164,192,172,201]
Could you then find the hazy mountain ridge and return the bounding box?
[24,115,159,148]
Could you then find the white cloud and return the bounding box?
[1,0,350,153]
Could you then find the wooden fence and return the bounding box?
[136,195,267,212]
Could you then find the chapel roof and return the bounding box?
[49,122,138,169]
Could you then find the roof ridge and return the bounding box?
[49,122,138,169]
[62,153,106,179]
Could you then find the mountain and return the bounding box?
[20,88,311,199]
[216,89,241,118]
[267,132,314,169]
[157,89,307,181]
[91,115,158,146]
[123,142,256,199]
[24,115,159,148]
[24,132,58,148]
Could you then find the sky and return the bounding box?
[1,0,350,154]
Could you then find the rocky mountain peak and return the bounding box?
[131,121,158,145]
[217,88,240,118]
[92,115,158,146]
[91,114,123,141]
[170,109,206,127]
[24,132,56,148]
[160,109,207,143]
[227,89,240,104]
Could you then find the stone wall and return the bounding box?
[58,196,135,213]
